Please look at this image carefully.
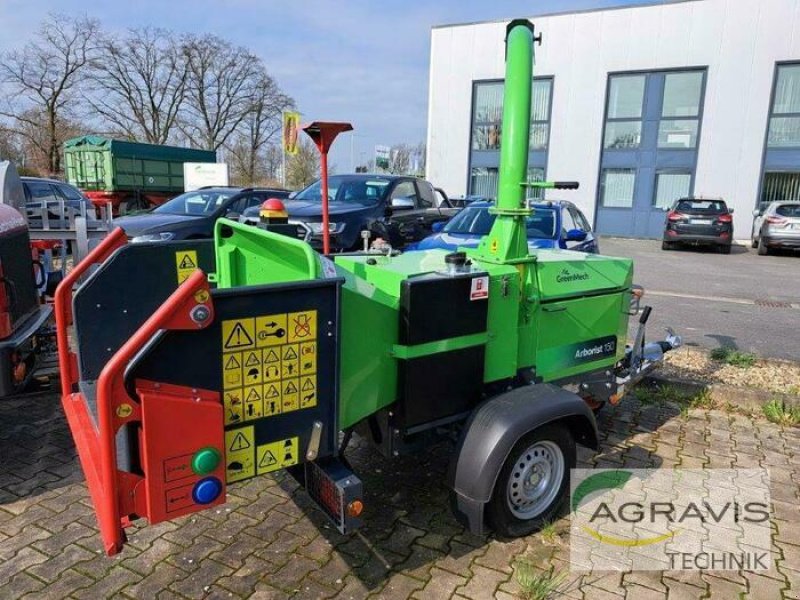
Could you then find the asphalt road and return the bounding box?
[599,238,800,361]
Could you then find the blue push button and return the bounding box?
[192,477,222,505]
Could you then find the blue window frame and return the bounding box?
[595,68,707,239]
[468,77,553,200]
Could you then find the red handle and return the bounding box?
[54,228,127,397]
[95,269,213,554]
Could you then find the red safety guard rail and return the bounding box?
[54,227,128,397]
[55,236,215,555]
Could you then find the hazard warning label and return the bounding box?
[257,437,298,475]
[222,319,255,351]
[220,310,318,423]
[225,426,254,482]
[175,250,198,284]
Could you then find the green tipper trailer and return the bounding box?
[63,136,216,212]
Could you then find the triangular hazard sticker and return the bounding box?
[229,432,251,452]
[265,385,280,398]
[301,378,315,391]
[259,450,277,468]
[225,323,254,349]
[244,352,260,367]
[179,254,197,269]
[264,350,280,363]
[224,354,241,370]
[282,347,298,360]
[246,388,261,402]
[284,381,298,394]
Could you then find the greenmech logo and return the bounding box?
[570,468,772,571]
[556,268,589,283]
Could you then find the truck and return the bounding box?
[55,19,680,556]
[0,162,55,396]
[63,136,216,213]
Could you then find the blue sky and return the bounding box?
[0,0,665,170]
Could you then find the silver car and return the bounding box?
[751,201,800,255]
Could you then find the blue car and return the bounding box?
[409,200,599,253]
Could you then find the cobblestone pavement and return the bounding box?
[1,391,799,599]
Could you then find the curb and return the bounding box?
[643,373,800,411]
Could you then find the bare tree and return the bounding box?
[413,141,426,176]
[0,126,22,163]
[388,143,411,175]
[225,72,293,184]
[0,14,99,175]
[263,144,283,182]
[179,34,262,151]
[87,28,187,145]
[286,138,320,189]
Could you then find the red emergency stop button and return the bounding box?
[191,448,221,475]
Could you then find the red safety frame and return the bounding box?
[54,229,216,555]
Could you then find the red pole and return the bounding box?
[320,151,330,255]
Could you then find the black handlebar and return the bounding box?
[552,182,580,190]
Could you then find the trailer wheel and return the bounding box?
[487,424,575,538]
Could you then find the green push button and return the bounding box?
[192,448,221,475]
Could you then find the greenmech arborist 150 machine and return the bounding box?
[55,18,680,555]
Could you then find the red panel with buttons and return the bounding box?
[136,380,225,524]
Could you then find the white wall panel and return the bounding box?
[427,0,799,238]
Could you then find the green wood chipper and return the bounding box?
[55,19,680,555]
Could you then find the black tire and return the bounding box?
[719,244,732,255]
[751,238,758,249]
[661,241,673,251]
[758,237,770,256]
[486,424,576,538]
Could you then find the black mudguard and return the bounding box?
[447,383,599,535]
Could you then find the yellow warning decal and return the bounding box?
[257,436,299,475]
[222,352,243,390]
[299,342,317,375]
[288,310,317,343]
[175,250,198,284]
[242,350,262,385]
[282,378,300,412]
[222,319,255,351]
[299,375,317,409]
[243,386,263,420]
[263,383,282,416]
[221,309,319,420]
[223,389,243,425]
[225,426,254,482]
[256,314,287,347]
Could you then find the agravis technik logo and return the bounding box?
[570,469,772,571]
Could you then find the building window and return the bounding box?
[469,167,546,201]
[662,72,703,117]
[600,169,636,208]
[604,75,645,149]
[654,172,692,208]
[658,72,703,149]
[472,78,552,151]
[608,75,645,118]
[768,64,800,147]
[762,172,800,203]
[605,121,642,149]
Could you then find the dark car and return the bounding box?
[662,197,734,253]
[241,174,457,251]
[116,187,290,242]
[21,177,95,220]
[408,200,599,254]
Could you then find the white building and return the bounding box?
[426,0,800,239]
